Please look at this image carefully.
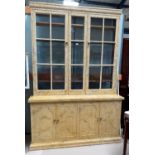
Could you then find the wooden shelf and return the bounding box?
[104,26,115,29]
[36,22,64,26]
[91,25,102,28]
[72,24,84,27]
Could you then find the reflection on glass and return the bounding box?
[71,66,83,89]
[52,25,64,39]
[91,18,102,26]
[90,43,102,64]
[52,15,64,23]
[37,41,50,63]
[104,29,115,41]
[89,66,101,89]
[36,14,49,23]
[72,17,84,24]
[104,19,116,26]
[91,27,102,41]
[52,41,64,64]
[101,66,113,88]
[37,65,51,89]
[72,27,84,40]
[103,44,114,64]
[71,42,83,64]
[52,66,64,89]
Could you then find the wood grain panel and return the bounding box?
[55,103,77,140]
[99,102,121,137]
[79,103,99,138]
[31,104,55,142]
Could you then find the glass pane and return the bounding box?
[104,19,116,26]
[37,41,50,63]
[102,66,113,89]
[37,65,51,89]
[52,66,64,89]
[90,27,102,41]
[36,25,49,38]
[72,27,84,40]
[36,14,49,23]
[71,66,83,89]
[104,29,115,41]
[52,25,64,39]
[89,66,101,89]
[91,18,102,26]
[52,15,64,23]
[52,41,64,64]
[36,14,50,38]
[90,43,102,64]
[72,17,84,24]
[103,44,114,64]
[71,42,83,64]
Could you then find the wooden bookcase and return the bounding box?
[29,1,124,150]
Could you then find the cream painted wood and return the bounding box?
[30,2,122,15]
[55,103,77,140]
[78,103,99,139]
[99,102,121,137]
[31,104,55,143]
[31,3,122,95]
[29,2,124,150]
[29,95,124,150]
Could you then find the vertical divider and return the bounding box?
[85,15,91,92]
[65,12,69,94]
[50,14,52,90]
[112,17,119,92]
[83,14,87,94]
[68,12,71,93]
[99,18,104,89]
[32,11,37,94]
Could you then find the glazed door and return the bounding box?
[31,104,55,142]
[55,103,77,140]
[68,14,87,94]
[86,15,117,94]
[34,11,69,94]
[99,102,121,137]
[79,103,99,139]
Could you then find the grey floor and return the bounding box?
[25,135,129,155]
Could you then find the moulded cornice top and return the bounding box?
[29,1,122,15]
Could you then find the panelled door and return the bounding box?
[99,102,121,137]
[86,14,118,94]
[79,103,99,139]
[68,13,87,94]
[31,104,55,142]
[34,11,69,94]
[55,103,77,140]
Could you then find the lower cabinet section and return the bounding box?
[29,95,123,150]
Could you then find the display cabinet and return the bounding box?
[29,1,124,150]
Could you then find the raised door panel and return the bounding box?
[79,103,99,139]
[31,104,55,142]
[99,102,121,137]
[55,103,77,140]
